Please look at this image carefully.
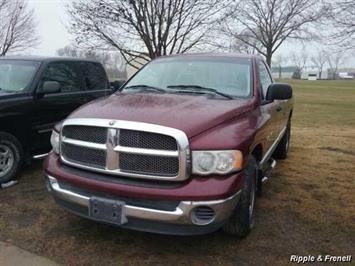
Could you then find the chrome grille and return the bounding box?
[60,118,190,181]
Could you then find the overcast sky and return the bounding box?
[27,0,354,67]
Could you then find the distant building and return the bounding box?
[337,68,355,79]
[272,65,329,80]
[301,66,328,80]
[271,66,297,79]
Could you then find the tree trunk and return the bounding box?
[266,50,272,67]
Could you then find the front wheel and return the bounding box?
[223,156,257,237]
[0,132,23,184]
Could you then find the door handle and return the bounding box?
[78,97,87,102]
[276,106,282,112]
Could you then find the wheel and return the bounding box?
[223,156,257,237]
[0,132,23,184]
[273,120,291,160]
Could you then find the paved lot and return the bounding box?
[0,80,354,265]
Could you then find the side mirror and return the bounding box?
[266,83,292,101]
[110,80,126,92]
[38,81,61,94]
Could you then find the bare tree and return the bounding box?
[330,1,355,50]
[221,0,327,66]
[273,54,286,79]
[229,30,263,54]
[311,50,327,79]
[290,51,308,79]
[0,0,39,56]
[327,53,345,80]
[67,0,228,69]
[57,45,80,58]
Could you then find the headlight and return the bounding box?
[54,121,63,132]
[192,150,243,175]
[50,130,60,154]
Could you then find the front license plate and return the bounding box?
[89,197,127,225]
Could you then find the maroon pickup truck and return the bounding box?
[44,53,293,237]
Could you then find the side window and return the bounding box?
[259,61,273,98]
[41,62,82,93]
[83,62,108,91]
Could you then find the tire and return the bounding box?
[0,132,23,184]
[273,120,291,160]
[223,156,257,237]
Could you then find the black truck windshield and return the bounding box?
[0,60,39,93]
[124,57,252,98]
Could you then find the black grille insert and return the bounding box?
[120,129,178,151]
[120,153,179,176]
[62,143,106,169]
[192,206,215,224]
[62,126,107,144]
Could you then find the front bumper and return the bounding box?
[47,175,241,235]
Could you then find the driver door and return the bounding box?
[30,61,86,154]
[258,60,280,153]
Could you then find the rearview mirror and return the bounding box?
[38,81,60,94]
[266,83,292,101]
[110,80,126,92]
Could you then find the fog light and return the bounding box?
[191,206,215,225]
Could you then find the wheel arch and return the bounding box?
[250,143,263,196]
[0,119,29,155]
[251,144,263,163]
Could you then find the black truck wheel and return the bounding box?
[273,120,291,160]
[0,132,23,184]
[223,156,257,237]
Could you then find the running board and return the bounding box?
[32,153,48,160]
[261,158,276,183]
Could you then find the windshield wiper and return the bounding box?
[167,85,233,99]
[124,85,166,93]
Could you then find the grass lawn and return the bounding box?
[0,80,354,265]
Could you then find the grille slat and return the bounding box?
[192,207,215,224]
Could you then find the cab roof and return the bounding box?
[155,52,263,61]
[0,55,100,63]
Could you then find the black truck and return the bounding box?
[0,56,112,183]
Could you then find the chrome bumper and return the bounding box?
[47,175,241,226]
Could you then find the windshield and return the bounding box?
[124,57,252,98]
[0,60,39,93]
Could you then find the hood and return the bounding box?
[68,92,253,138]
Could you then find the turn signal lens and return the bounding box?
[50,130,60,154]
